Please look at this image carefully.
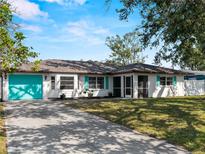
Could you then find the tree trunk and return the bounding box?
[0,73,3,102]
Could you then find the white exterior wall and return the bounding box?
[2,72,186,101]
[3,73,8,101]
[176,76,185,96]
[78,75,112,97]
[132,73,185,98]
[184,80,205,96]
[46,74,78,99]
[149,74,185,98]
[2,73,79,101]
[3,73,113,101]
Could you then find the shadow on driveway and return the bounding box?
[5,101,189,154]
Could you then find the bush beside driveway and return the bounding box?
[65,96,205,154]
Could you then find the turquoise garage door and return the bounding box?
[9,74,43,100]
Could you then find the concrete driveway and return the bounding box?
[5,100,189,154]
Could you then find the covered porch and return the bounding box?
[112,74,149,99]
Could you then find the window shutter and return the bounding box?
[173,76,177,87]
[156,75,160,86]
[84,76,89,90]
[105,76,109,89]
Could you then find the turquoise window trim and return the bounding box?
[84,75,89,90]
[156,75,160,87]
[173,76,177,87]
[105,76,109,90]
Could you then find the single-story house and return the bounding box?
[0,59,186,101]
[184,70,205,96]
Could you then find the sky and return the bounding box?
[8,0,161,66]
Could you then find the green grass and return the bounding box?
[0,104,6,154]
[66,96,205,154]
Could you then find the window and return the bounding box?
[89,77,104,89]
[51,76,55,89]
[97,77,104,89]
[167,77,173,85]
[160,77,166,86]
[160,76,173,86]
[89,77,96,89]
[60,76,74,90]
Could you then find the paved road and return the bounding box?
[5,101,189,154]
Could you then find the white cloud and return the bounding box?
[26,20,111,46]
[74,0,86,5]
[41,0,86,5]
[20,24,42,32]
[41,0,64,4]
[8,0,48,20]
[66,20,88,37]
[65,20,111,45]
[93,28,110,35]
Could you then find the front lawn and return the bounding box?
[0,104,6,154]
[66,96,205,154]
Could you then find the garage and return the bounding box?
[8,74,43,100]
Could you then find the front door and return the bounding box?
[113,77,121,97]
[138,75,148,98]
[125,76,132,98]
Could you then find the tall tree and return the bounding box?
[0,0,38,73]
[106,32,146,66]
[106,0,205,70]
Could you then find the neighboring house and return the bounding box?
[0,59,186,101]
[184,70,205,96]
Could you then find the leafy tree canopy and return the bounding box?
[0,0,38,73]
[106,32,146,66]
[107,0,205,70]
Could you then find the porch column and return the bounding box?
[133,74,138,98]
[43,74,49,100]
[2,73,8,101]
[121,75,124,97]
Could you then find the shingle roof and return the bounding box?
[16,59,185,75]
[113,63,185,74]
[18,59,118,74]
